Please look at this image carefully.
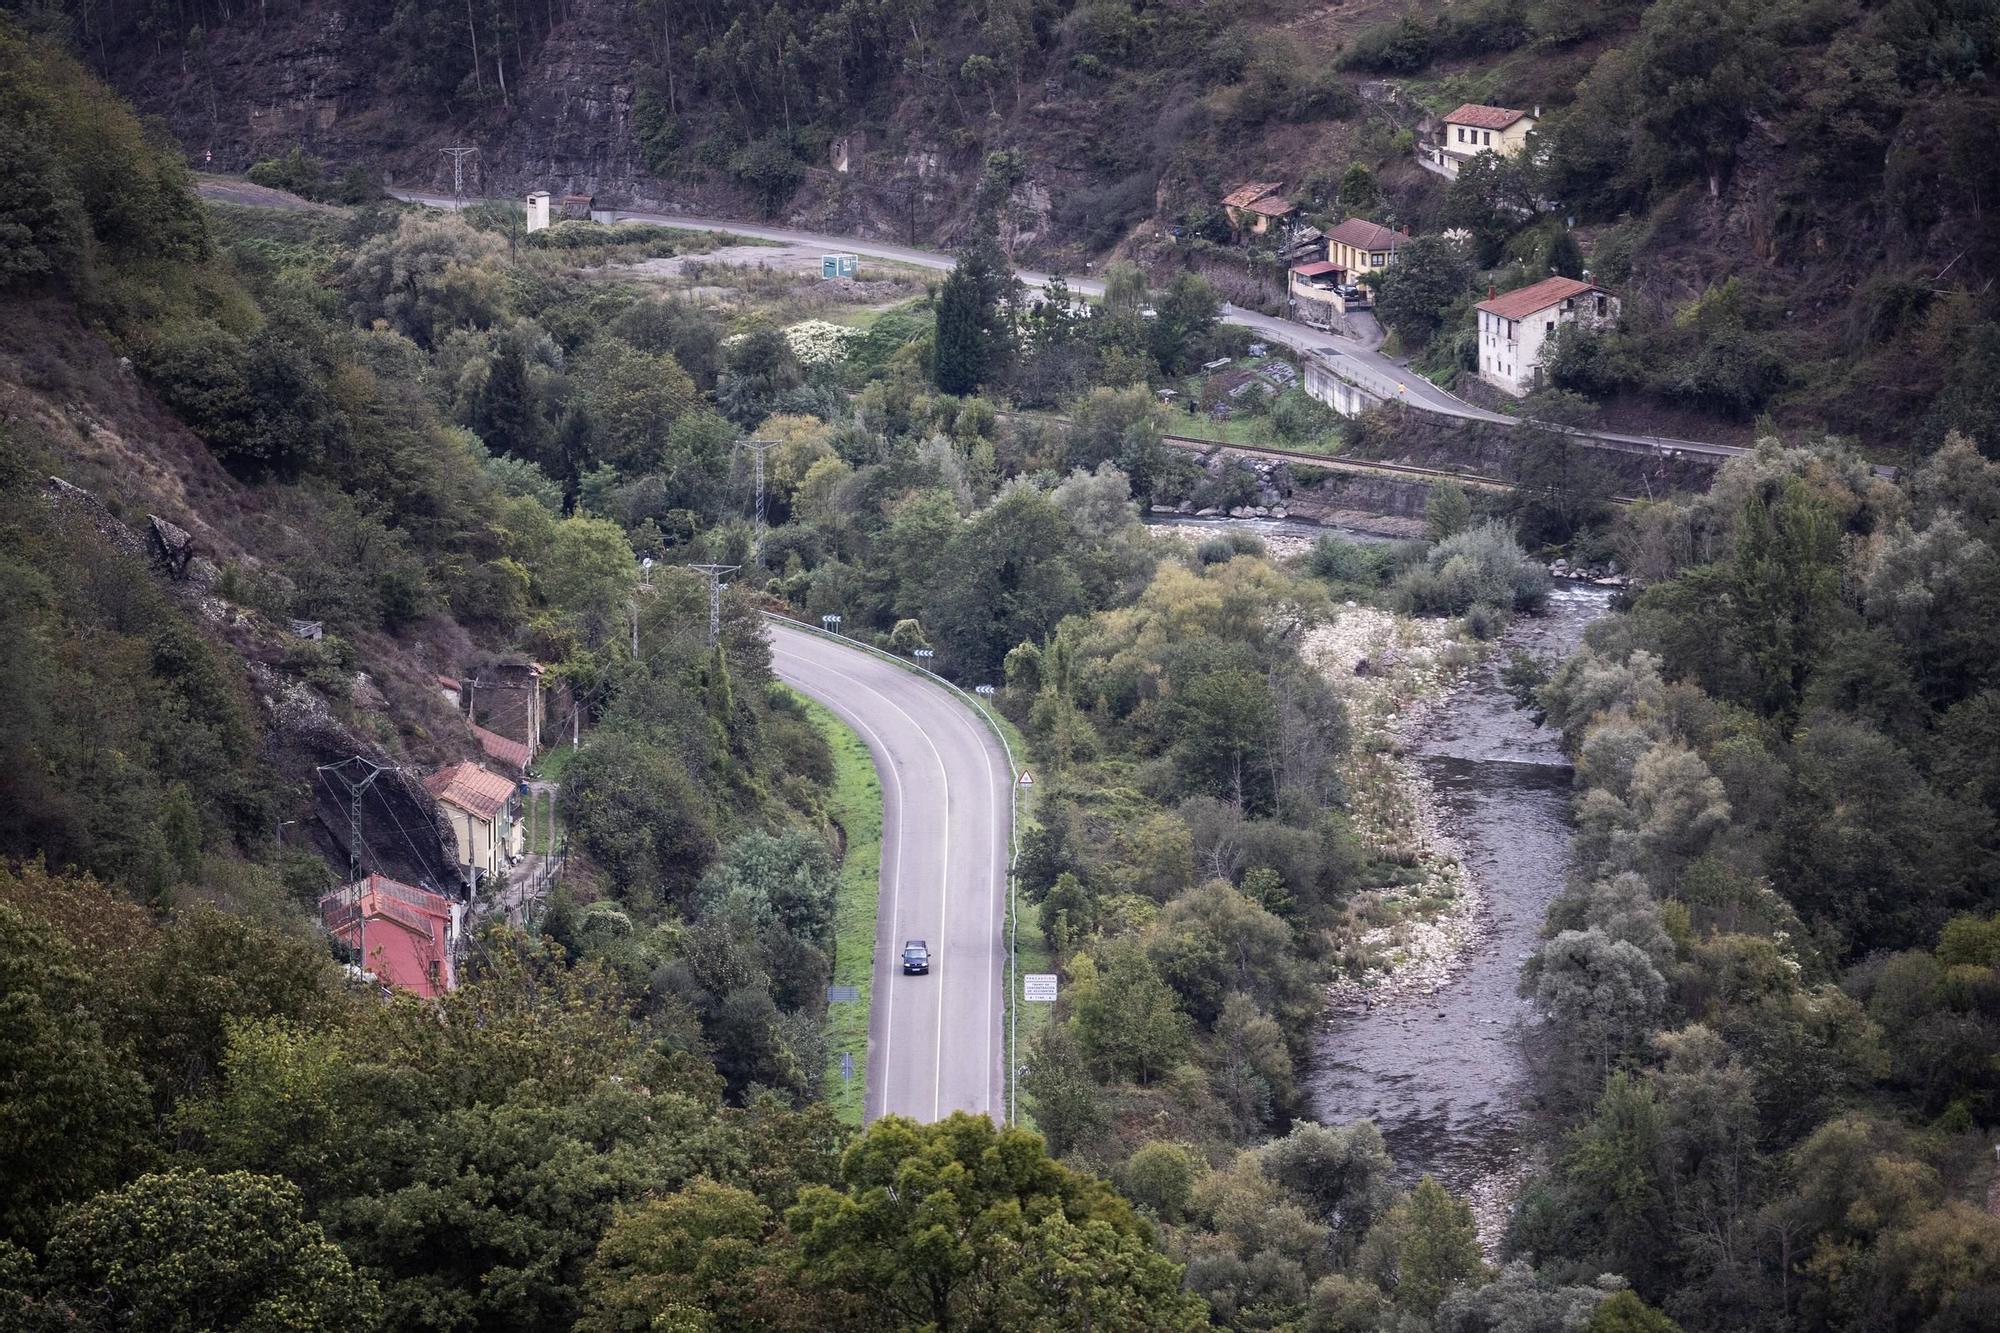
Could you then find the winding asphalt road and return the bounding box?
[767,621,1013,1124]
[384,186,1749,464]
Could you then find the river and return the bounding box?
[1308,583,1614,1212]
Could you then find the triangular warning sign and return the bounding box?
[1017,770,1035,788]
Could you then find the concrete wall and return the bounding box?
[1304,359,1386,418]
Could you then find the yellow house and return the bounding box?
[424,761,522,891]
[1326,217,1408,279]
[1437,104,1537,176]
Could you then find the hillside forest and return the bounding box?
[1,4,1999,1333]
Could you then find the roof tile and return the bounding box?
[1327,218,1406,252]
[1476,276,1605,320]
[472,724,531,772]
[1223,181,1284,209]
[423,761,517,822]
[1444,103,1529,130]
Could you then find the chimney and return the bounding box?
[1401,224,1411,237]
[1533,105,1542,119]
[1488,284,1498,300]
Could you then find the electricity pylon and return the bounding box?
[687,564,740,645]
[735,438,780,565]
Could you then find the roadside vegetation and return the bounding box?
[797,693,884,1125]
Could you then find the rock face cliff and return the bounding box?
[94,0,1027,244]
[102,1,663,205]
[73,0,1233,262]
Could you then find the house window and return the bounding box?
[1546,320,1556,336]
[428,960,441,986]
[1595,294,1607,317]
[1483,131,1492,146]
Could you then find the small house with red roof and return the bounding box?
[1434,104,1538,178]
[1288,259,1347,328]
[321,874,460,998]
[424,761,522,890]
[1476,276,1618,397]
[1221,182,1297,237]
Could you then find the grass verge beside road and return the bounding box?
[794,690,884,1126]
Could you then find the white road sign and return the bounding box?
[1024,974,1058,1002]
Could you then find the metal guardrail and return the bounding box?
[760,610,1027,1125]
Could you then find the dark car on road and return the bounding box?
[901,940,930,975]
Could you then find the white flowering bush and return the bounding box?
[783,319,864,366]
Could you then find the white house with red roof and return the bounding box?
[1432,103,1539,178]
[1476,276,1619,397]
[320,874,461,998]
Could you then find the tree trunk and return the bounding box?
[466,0,485,94]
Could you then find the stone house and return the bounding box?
[1222,182,1296,237]
[1475,276,1619,397]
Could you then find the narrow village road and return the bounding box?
[385,186,1751,463]
[766,621,1013,1124]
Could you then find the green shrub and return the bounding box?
[247,146,328,200]
[1393,521,1548,618]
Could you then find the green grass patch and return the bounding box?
[532,742,579,784]
[1004,786,1055,1134]
[792,690,884,1126]
[1160,408,1346,456]
[523,791,561,855]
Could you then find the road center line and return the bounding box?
[771,639,957,1121]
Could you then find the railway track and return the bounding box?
[1155,430,1515,490]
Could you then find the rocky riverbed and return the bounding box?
[1308,584,1615,1247]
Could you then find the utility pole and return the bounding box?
[317,755,388,983]
[734,438,779,565]
[687,564,740,646]
[439,145,479,206]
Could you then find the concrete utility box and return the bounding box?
[525,191,551,233]
[821,254,858,279]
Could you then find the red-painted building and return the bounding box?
[320,874,460,998]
